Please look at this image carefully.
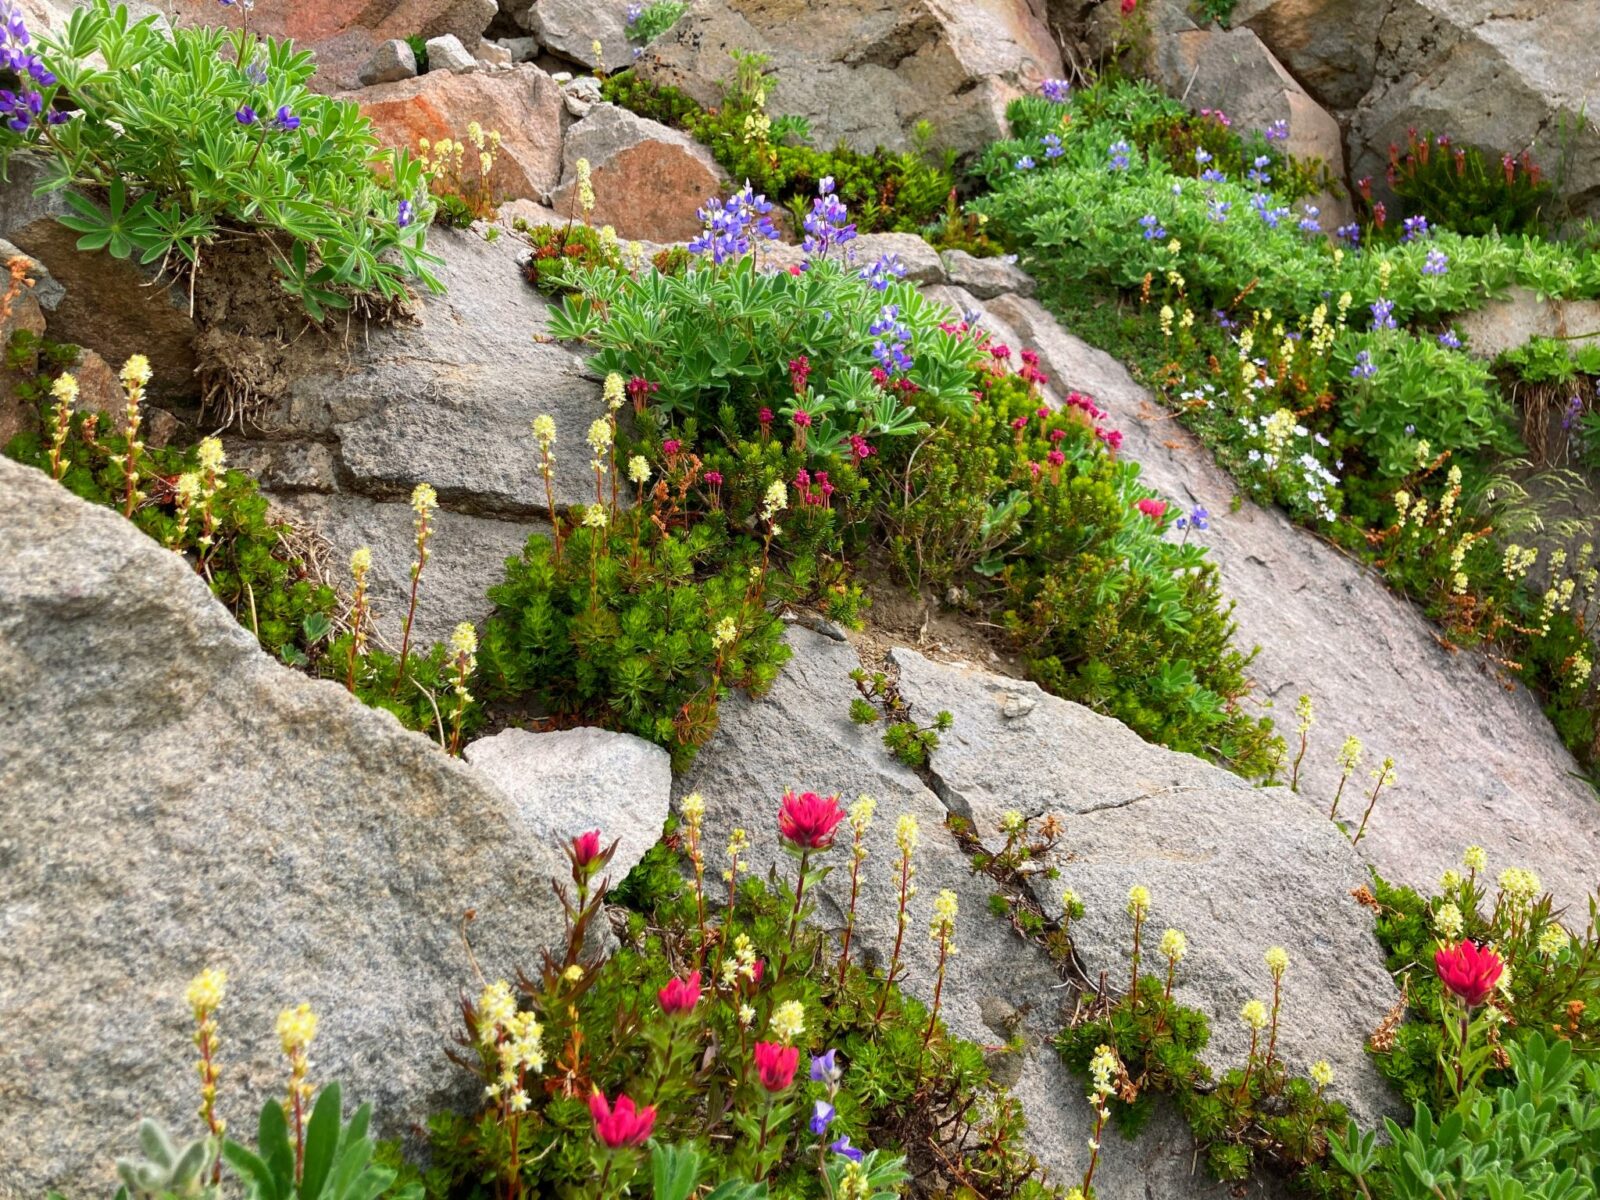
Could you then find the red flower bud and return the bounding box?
[589,1090,656,1149]
[1434,940,1503,1007]
[657,970,702,1017]
[753,1041,799,1092]
[777,790,847,850]
[572,829,603,867]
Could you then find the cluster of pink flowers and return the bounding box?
[1135,498,1168,521]
[662,438,682,457]
[789,355,811,396]
[869,366,919,396]
[1017,348,1048,389]
[1061,391,1124,452]
[626,376,659,413]
[793,468,835,507]
[848,433,875,462]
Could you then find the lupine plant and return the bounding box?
[426,796,1054,1200]
[970,76,1600,772]
[0,0,439,321]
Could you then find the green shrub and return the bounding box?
[1377,129,1556,238]
[627,0,687,45]
[3,338,474,742]
[600,65,954,234]
[0,1,439,321]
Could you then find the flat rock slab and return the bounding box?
[465,726,673,884]
[256,227,604,516]
[678,626,1397,1192]
[273,492,541,649]
[974,290,1600,910]
[894,649,1399,1127]
[0,457,570,1196]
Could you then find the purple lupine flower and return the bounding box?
[1335,223,1361,246]
[1041,132,1063,158]
[809,1101,836,1136]
[1561,394,1583,431]
[858,252,906,292]
[870,303,913,374]
[1194,147,1213,167]
[830,1136,864,1163]
[1041,78,1070,103]
[1264,118,1290,143]
[801,176,855,261]
[1139,213,1166,240]
[1437,328,1462,350]
[273,105,300,131]
[1246,155,1272,186]
[0,0,56,130]
[1298,204,1321,235]
[1015,155,1036,170]
[1200,167,1226,183]
[1250,192,1288,229]
[687,181,779,263]
[396,198,415,229]
[1175,506,1210,532]
[235,104,258,125]
[1207,198,1231,223]
[1350,350,1378,380]
[1107,140,1131,171]
[625,1,643,22]
[1422,247,1449,276]
[811,1049,842,1083]
[1401,214,1429,242]
[1369,298,1397,330]
[244,58,269,85]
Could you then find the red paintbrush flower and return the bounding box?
[778,790,847,850]
[1434,940,1503,1007]
[753,1041,799,1092]
[589,1091,656,1148]
[657,971,702,1017]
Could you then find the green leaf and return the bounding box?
[299,1082,342,1200]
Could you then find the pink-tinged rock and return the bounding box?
[549,104,726,243]
[344,65,566,204]
[165,0,497,92]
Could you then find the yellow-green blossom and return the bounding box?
[769,999,806,1043]
[930,889,958,946]
[1309,1060,1333,1088]
[628,455,651,485]
[603,373,625,411]
[276,1003,318,1056]
[1463,845,1487,872]
[1538,923,1570,957]
[1159,928,1187,963]
[1240,999,1268,1031]
[1126,885,1151,921]
[1433,902,1464,941]
[1264,946,1289,980]
[185,967,227,1015]
[532,414,557,452]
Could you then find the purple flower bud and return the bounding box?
[235,104,257,125]
[273,105,300,131]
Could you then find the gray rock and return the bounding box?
[1227,0,1383,112]
[1452,287,1600,361]
[894,649,1399,1127]
[939,249,1035,299]
[358,38,417,85]
[273,492,542,649]
[562,74,604,117]
[551,103,726,243]
[221,439,339,493]
[890,648,1248,833]
[849,231,945,284]
[520,0,632,72]
[250,228,604,519]
[474,38,512,66]
[0,456,572,1197]
[975,290,1600,909]
[678,626,1398,1191]
[424,33,477,73]
[497,35,540,62]
[465,727,672,883]
[634,0,1064,158]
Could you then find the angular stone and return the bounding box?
[939,249,1035,299]
[562,74,604,118]
[1451,287,1600,361]
[1151,23,1352,227]
[0,455,571,1197]
[347,65,566,203]
[252,228,604,518]
[520,0,632,73]
[475,38,513,66]
[550,103,727,242]
[273,492,545,649]
[634,0,1064,158]
[0,156,198,401]
[424,33,477,73]
[359,37,418,85]
[497,35,539,62]
[889,648,1248,833]
[850,231,945,284]
[221,439,340,493]
[166,0,497,92]
[973,290,1600,909]
[1228,0,1383,112]
[465,727,673,883]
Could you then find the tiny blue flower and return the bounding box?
[1350,350,1377,380]
[830,1136,864,1163]
[235,104,257,125]
[1437,329,1462,350]
[1015,155,1036,170]
[273,104,300,131]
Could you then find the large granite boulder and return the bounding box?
[515,0,633,73]
[633,0,1064,157]
[676,625,1399,1196]
[0,456,574,1196]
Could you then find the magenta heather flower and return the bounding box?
[848,433,875,460]
[662,438,681,456]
